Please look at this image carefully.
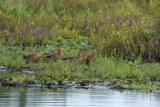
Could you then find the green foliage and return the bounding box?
[0,0,160,60]
[150,0,159,7]
[0,46,160,89]
[129,83,151,90]
[0,0,160,89]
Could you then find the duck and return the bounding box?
[63,49,83,62]
[86,45,98,65]
[82,49,88,61]
[43,44,65,61]
[23,46,40,64]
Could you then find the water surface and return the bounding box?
[0,86,160,107]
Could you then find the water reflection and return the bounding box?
[0,86,160,107]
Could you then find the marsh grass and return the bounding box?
[0,0,160,61]
[129,82,152,90]
[0,0,160,89]
[0,46,160,89]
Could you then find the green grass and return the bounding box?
[129,82,152,90]
[0,0,160,60]
[0,0,160,89]
[0,46,160,90]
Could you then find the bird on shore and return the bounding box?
[86,45,98,65]
[81,49,88,62]
[43,44,65,61]
[63,49,84,62]
[23,46,40,64]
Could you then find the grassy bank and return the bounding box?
[0,46,160,90]
[0,0,160,90]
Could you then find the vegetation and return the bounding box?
[0,46,160,90]
[0,0,160,90]
[0,0,160,60]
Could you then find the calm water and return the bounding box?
[0,86,160,107]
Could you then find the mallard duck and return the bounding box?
[86,45,98,65]
[43,44,65,61]
[82,49,88,61]
[23,46,40,64]
[63,49,83,62]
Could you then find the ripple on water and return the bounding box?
[0,66,34,73]
[0,86,160,107]
[0,66,8,72]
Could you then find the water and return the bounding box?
[0,86,160,107]
[0,66,34,73]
